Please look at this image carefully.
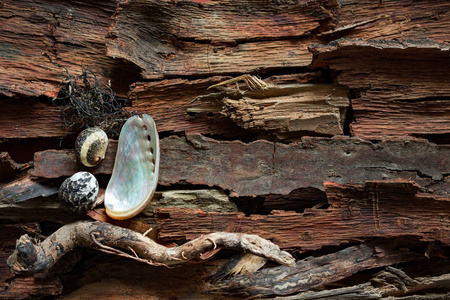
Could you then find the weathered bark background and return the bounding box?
[1,0,449,298]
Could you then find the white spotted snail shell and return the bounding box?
[75,127,108,167]
[104,114,160,220]
[58,171,99,213]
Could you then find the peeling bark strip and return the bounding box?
[209,239,422,296]
[31,136,450,196]
[310,39,450,140]
[191,76,350,138]
[7,221,294,273]
[106,0,338,78]
[155,180,450,251]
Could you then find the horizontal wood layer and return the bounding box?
[331,0,450,43]
[30,136,450,196]
[0,0,139,97]
[106,0,338,78]
[155,180,450,251]
[310,39,450,140]
[191,80,350,138]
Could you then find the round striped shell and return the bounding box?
[75,127,108,167]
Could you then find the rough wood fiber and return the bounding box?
[327,0,450,43]
[129,76,248,137]
[30,136,450,196]
[0,0,139,98]
[129,73,327,138]
[210,239,423,296]
[310,39,450,140]
[188,76,350,138]
[106,0,339,78]
[0,97,70,139]
[155,180,450,251]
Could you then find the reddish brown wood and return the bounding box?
[30,136,450,196]
[106,0,339,78]
[155,180,450,251]
[0,97,70,139]
[326,0,450,43]
[129,77,248,137]
[0,0,139,98]
[310,39,450,140]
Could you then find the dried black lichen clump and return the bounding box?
[54,68,135,138]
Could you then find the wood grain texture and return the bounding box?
[0,97,70,138]
[106,0,339,78]
[310,39,450,140]
[30,135,450,196]
[213,83,350,137]
[0,0,139,97]
[155,180,450,251]
[129,76,249,137]
[326,0,450,43]
[210,239,423,296]
[129,73,327,138]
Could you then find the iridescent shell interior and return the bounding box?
[105,114,160,220]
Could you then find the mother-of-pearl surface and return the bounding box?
[105,114,159,220]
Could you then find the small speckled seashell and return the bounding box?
[105,114,159,220]
[59,171,99,213]
[75,127,108,167]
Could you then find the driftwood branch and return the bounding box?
[7,221,295,273]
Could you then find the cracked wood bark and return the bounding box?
[106,0,338,78]
[310,39,450,140]
[128,73,325,138]
[208,239,423,296]
[154,180,450,251]
[0,73,323,139]
[327,0,450,43]
[30,135,450,196]
[191,80,350,138]
[0,97,71,139]
[0,0,139,98]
